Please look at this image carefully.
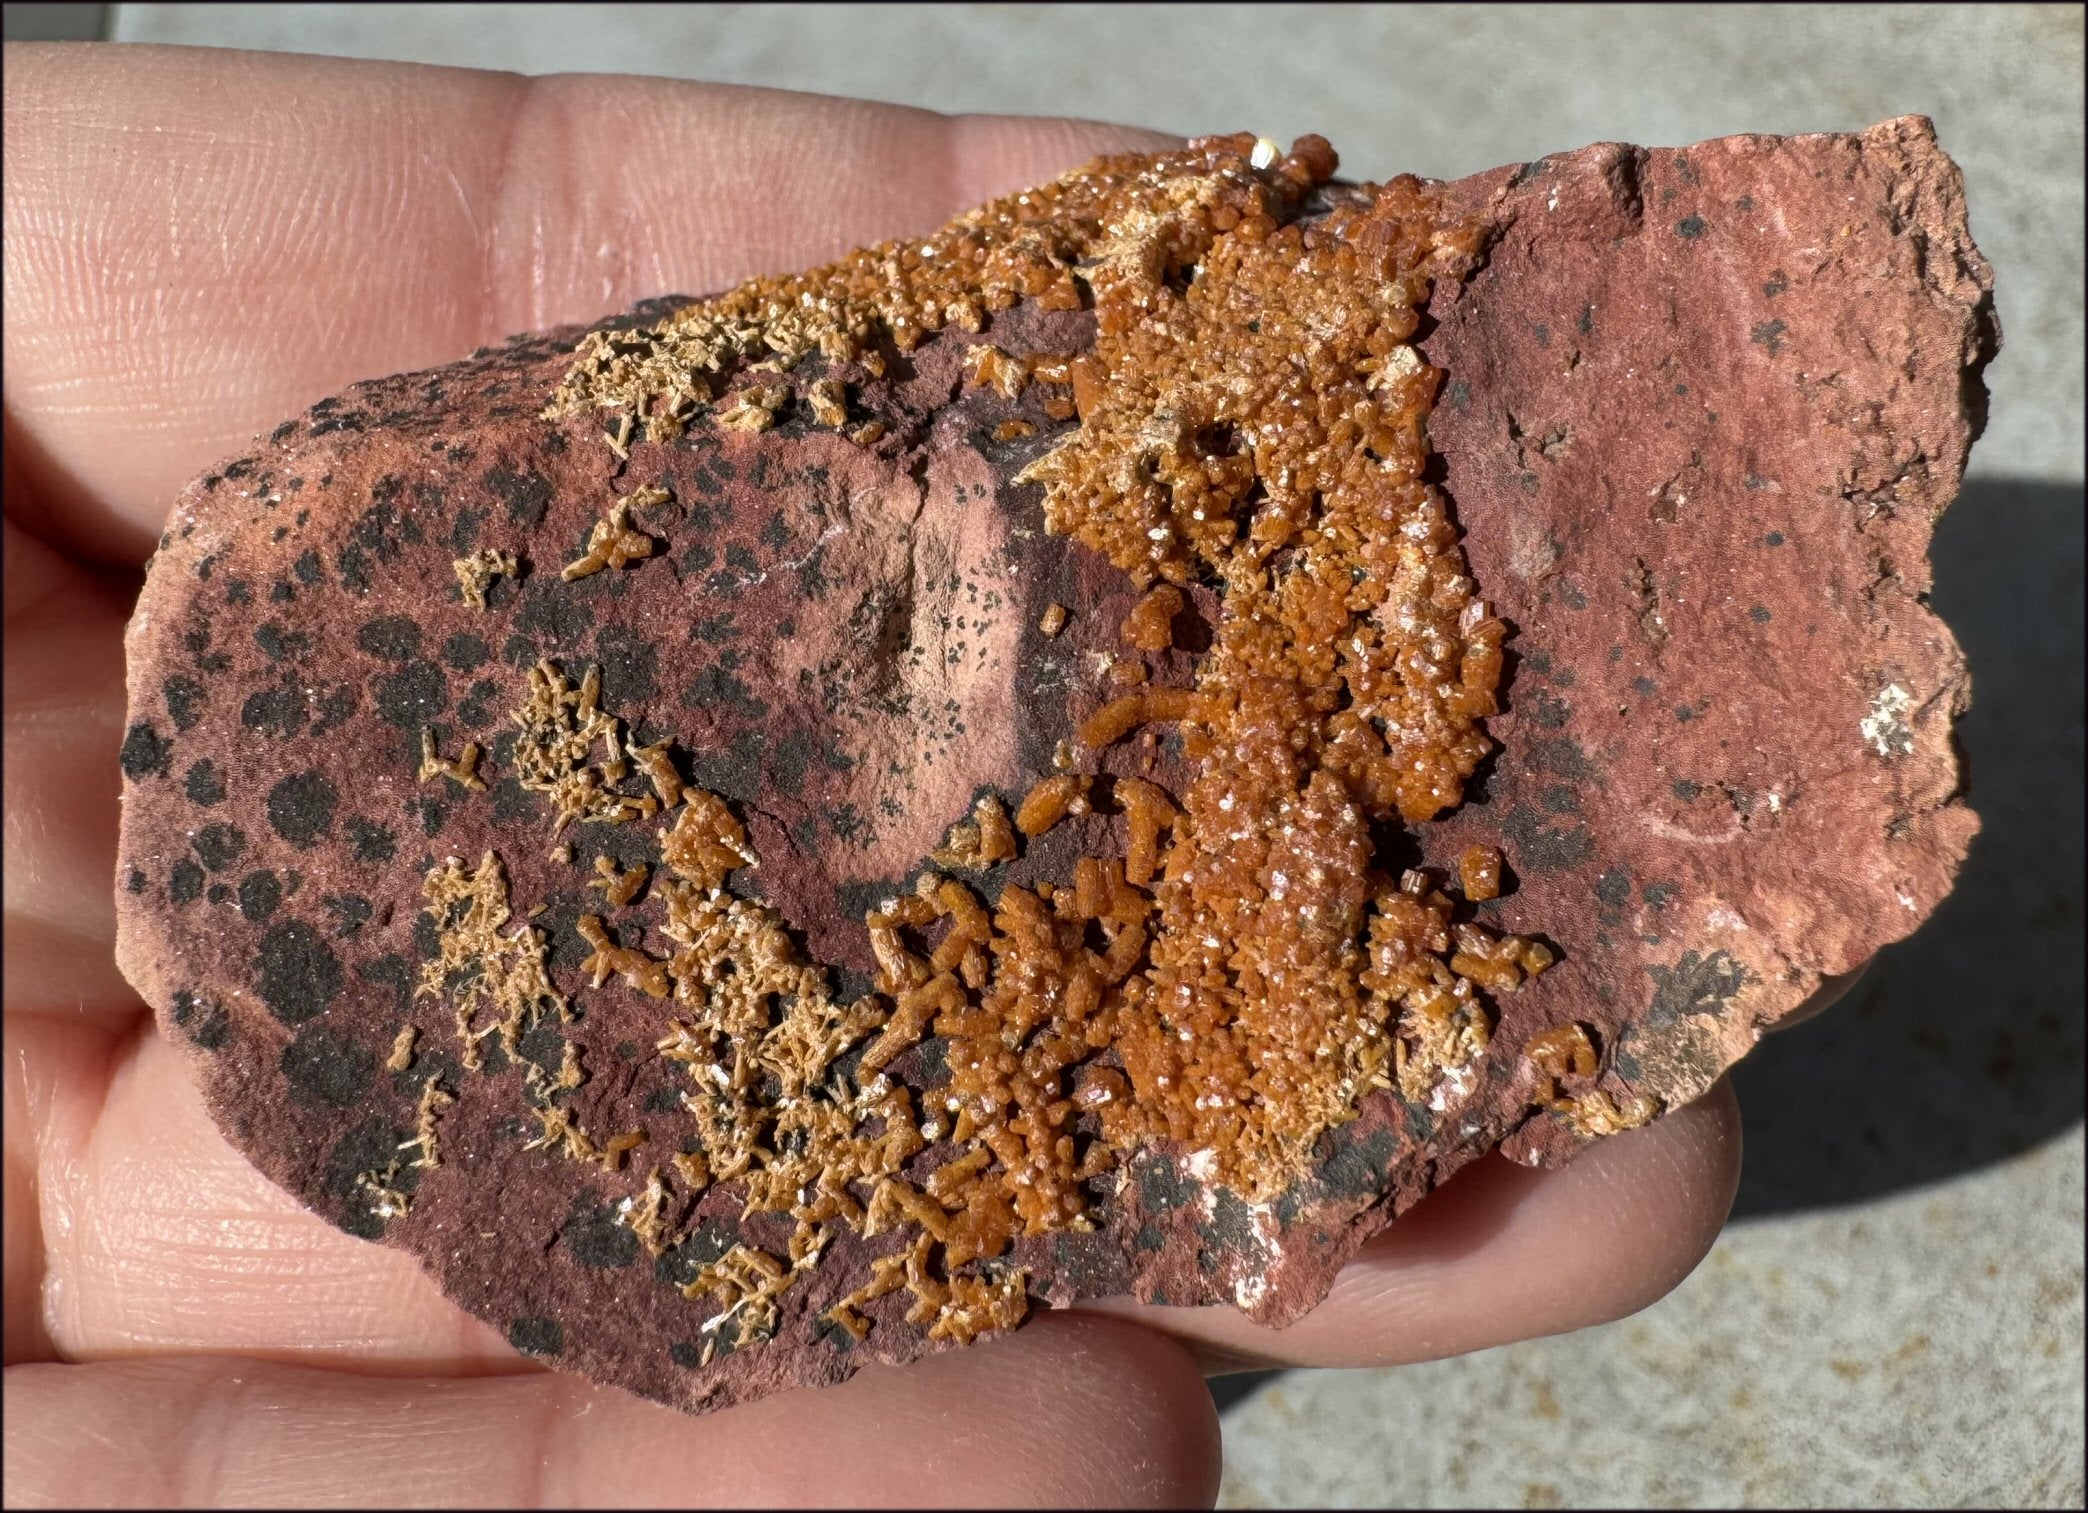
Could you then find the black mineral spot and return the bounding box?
[449,505,484,554]
[119,722,173,781]
[192,823,247,873]
[1632,676,1658,696]
[324,893,374,937]
[375,660,448,729]
[169,990,231,1049]
[254,622,309,662]
[681,664,767,721]
[169,858,205,904]
[1674,214,1707,239]
[190,1000,231,1050]
[1672,778,1703,802]
[237,870,283,923]
[1595,869,1632,912]
[241,685,308,738]
[1764,530,1785,547]
[655,1223,736,1287]
[125,867,147,894]
[357,614,424,661]
[1522,688,1571,730]
[669,1342,703,1369]
[689,611,737,646]
[1198,1189,1258,1260]
[1644,950,1749,1026]
[514,582,594,649]
[1750,318,1788,356]
[595,624,659,707]
[347,816,397,864]
[162,676,204,732]
[1138,1157,1193,1214]
[562,1200,639,1269]
[1540,784,1578,815]
[294,548,326,585]
[185,759,227,806]
[725,543,760,575]
[487,774,534,825]
[267,770,339,847]
[301,685,350,744]
[508,1318,564,1357]
[515,1023,565,1082]
[454,678,499,730]
[322,1117,418,1239]
[1500,805,1593,873]
[1315,1124,1398,1200]
[256,919,342,1026]
[1674,704,1697,723]
[1750,605,1772,624]
[442,632,490,671]
[1525,736,1593,780]
[485,463,553,527]
[281,1025,375,1108]
[1642,881,1677,911]
[271,419,299,443]
[357,954,412,1013]
[207,883,231,904]
[759,511,791,552]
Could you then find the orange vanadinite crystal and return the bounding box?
[536,133,1552,1348]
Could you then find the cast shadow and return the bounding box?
[1729,478,2085,1220]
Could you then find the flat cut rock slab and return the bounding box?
[113,116,1995,1413]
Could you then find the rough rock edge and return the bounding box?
[112,118,1995,1404]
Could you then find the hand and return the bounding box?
[6,43,1760,1507]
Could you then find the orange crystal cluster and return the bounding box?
[532,133,1555,1346]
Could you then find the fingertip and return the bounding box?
[1517,1074,1743,1321]
[1087,1078,1744,1374]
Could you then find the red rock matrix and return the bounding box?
[115,118,1994,1413]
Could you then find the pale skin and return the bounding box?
[4,44,1861,1509]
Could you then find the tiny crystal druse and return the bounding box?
[404,134,1578,1354]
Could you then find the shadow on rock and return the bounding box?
[1731,479,2086,1220]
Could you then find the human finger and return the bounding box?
[1,1312,1218,1509]
[2,43,1173,567]
[1086,1076,1743,1372]
[21,1021,522,1371]
[2,517,148,1028]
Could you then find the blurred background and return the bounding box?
[8,4,2082,1505]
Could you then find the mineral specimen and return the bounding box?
[114,117,1994,1414]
